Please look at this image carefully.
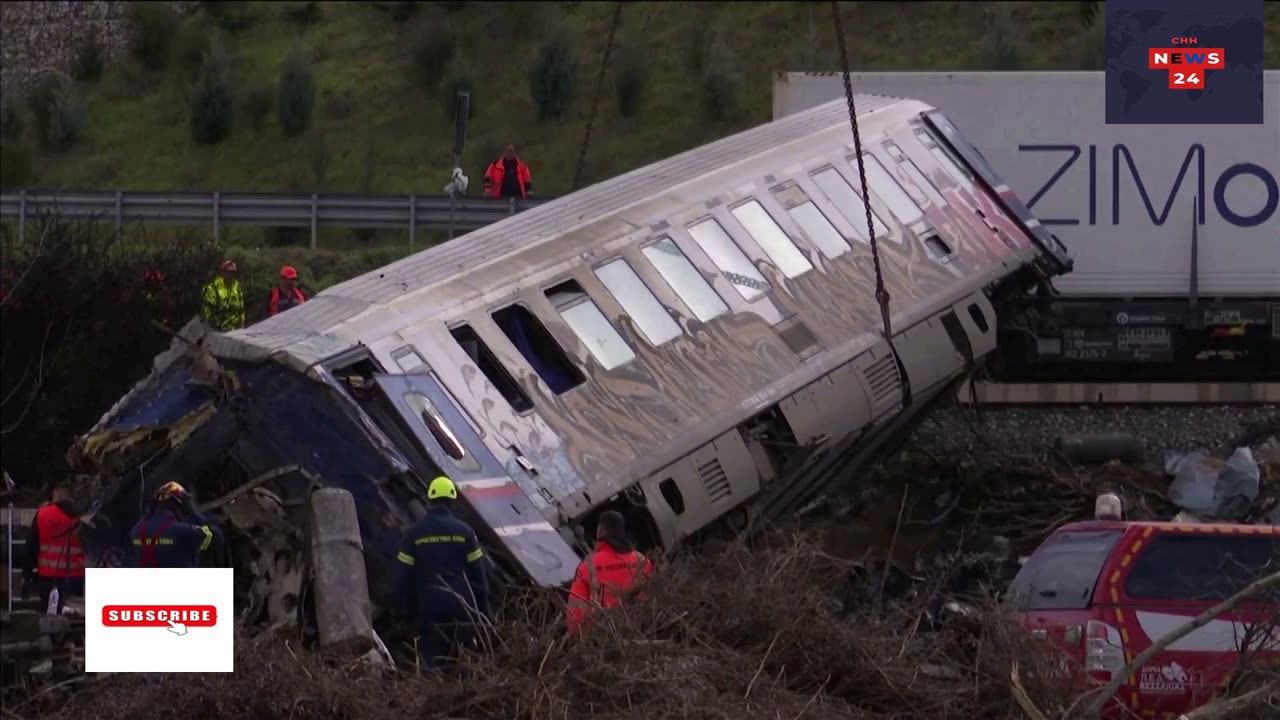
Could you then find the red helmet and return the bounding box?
[280,265,299,281]
[220,260,238,273]
[154,481,189,504]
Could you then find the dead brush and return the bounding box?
[32,532,1079,720]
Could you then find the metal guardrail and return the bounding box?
[0,190,553,249]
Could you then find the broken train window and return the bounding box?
[449,324,534,413]
[403,391,479,472]
[491,303,586,394]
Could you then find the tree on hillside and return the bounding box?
[529,35,578,122]
[190,37,234,145]
[278,49,315,139]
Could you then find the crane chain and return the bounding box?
[572,2,624,192]
[830,1,892,341]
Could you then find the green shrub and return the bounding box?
[614,38,648,118]
[0,90,24,141]
[1079,13,1106,69]
[278,49,316,138]
[441,61,476,121]
[245,84,273,133]
[29,76,88,153]
[529,35,578,122]
[72,26,106,83]
[412,23,456,91]
[700,43,741,124]
[190,38,233,145]
[173,22,212,82]
[372,1,421,23]
[283,1,323,26]
[0,142,35,190]
[985,5,1024,70]
[128,2,180,71]
[685,19,714,73]
[308,132,329,189]
[216,5,257,34]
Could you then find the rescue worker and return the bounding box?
[129,482,222,568]
[201,259,246,332]
[482,144,533,199]
[396,476,490,670]
[566,510,653,635]
[22,484,86,614]
[268,265,308,317]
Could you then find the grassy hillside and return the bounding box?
[12,1,1276,200]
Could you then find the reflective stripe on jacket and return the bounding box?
[269,286,307,317]
[201,277,246,331]
[566,540,653,634]
[482,158,532,198]
[34,503,85,578]
[128,510,219,568]
[397,506,491,623]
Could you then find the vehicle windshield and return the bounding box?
[1008,529,1123,610]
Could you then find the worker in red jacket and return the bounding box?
[22,484,86,614]
[268,265,308,317]
[482,144,533,199]
[566,510,653,635]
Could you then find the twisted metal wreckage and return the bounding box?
[68,320,424,648]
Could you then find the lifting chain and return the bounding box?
[572,2,624,192]
[831,1,893,342]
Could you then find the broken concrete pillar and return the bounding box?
[309,488,376,657]
[1053,433,1144,465]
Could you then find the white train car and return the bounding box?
[76,93,1070,604]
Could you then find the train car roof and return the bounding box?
[206,92,921,371]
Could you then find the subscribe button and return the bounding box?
[102,605,218,627]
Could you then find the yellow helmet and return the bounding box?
[154,481,189,503]
[427,476,457,501]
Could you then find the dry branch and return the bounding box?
[1083,570,1280,718]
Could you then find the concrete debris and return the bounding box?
[308,488,380,660]
[1166,447,1261,520]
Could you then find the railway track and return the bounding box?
[955,380,1280,406]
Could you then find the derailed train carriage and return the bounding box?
[71,93,1072,611]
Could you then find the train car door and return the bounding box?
[368,373,580,588]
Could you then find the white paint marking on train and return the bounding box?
[494,522,557,537]
[456,478,513,490]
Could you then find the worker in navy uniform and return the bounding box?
[396,475,491,670]
[129,482,223,568]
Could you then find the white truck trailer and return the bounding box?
[774,71,1279,382]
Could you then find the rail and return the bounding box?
[0,190,555,249]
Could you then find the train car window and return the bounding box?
[729,200,814,278]
[929,146,973,186]
[641,238,729,322]
[811,167,890,240]
[429,369,485,438]
[901,159,948,209]
[786,199,851,257]
[851,154,924,225]
[686,218,770,301]
[404,391,480,472]
[922,232,954,258]
[448,324,534,413]
[391,346,428,373]
[546,280,636,370]
[492,304,586,394]
[595,258,683,346]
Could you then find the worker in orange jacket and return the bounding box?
[22,484,86,614]
[268,265,308,317]
[482,144,533,199]
[566,510,653,635]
